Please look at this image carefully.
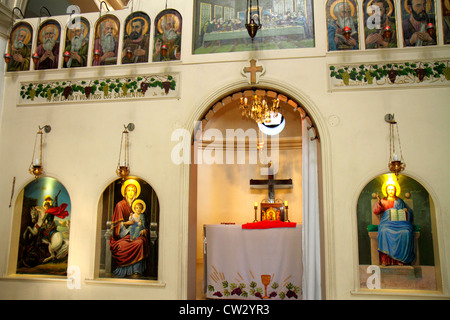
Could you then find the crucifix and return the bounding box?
[243,59,264,84]
[250,161,292,202]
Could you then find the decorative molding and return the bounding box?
[0,2,12,39]
[198,137,302,151]
[328,60,450,91]
[17,73,179,106]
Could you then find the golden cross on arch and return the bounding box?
[243,59,263,84]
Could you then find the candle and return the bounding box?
[34,158,40,166]
[254,202,258,207]
[122,161,127,167]
[393,153,399,161]
[284,201,288,207]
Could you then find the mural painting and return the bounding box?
[16,177,71,276]
[327,0,360,50]
[442,0,450,44]
[153,9,182,62]
[193,0,314,54]
[98,178,159,279]
[401,0,437,46]
[363,0,398,49]
[357,174,440,291]
[6,22,33,72]
[92,14,120,66]
[35,20,61,70]
[122,11,151,64]
[63,17,90,68]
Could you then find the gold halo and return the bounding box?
[156,13,180,35]
[132,199,146,213]
[38,22,60,45]
[121,179,141,198]
[445,0,450,11]
[67,19,89,42]
[126,15,149,37]
[330,0,356,21]
[95,15,119,39]
[404,0,433,15]
[367,0,394,17]
[10,23,32,45]
[381,174,401,197]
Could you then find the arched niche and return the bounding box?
[96,177,160,280]
[356,173,442,292]
[11,177,71,276]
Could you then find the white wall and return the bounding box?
[0,0,449,300]
[0,36,6,125]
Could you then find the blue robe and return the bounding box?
[377,199,415,264]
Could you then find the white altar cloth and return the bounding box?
[203,224,302,300]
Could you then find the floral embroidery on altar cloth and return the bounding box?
[207,267,301,300]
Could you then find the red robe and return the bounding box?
[45,203,69,219]
[109,198,148,267]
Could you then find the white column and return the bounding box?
[0,2,12,128]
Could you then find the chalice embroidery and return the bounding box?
[261,274,271,299]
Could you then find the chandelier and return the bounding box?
[386,114,405,177]
[240,95,280,124]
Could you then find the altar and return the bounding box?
[203,224,302,300]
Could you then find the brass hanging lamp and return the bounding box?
[29,125,51,179]
[385,114,405,177]
[245,0,262,39]
[116,123,135,180]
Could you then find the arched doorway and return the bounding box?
[187,84,325,300]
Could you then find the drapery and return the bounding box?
[302,117,322,300]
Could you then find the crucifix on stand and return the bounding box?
[250,161,292,221]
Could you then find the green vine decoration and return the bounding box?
[20,75,176,101]
[330,61,450,86]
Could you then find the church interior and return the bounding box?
[0,0,449,301]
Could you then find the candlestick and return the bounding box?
[285,202,290,222]
[253,203,258,223]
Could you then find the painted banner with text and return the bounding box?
[17,73,179,106]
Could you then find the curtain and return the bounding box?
[301,117,322,300]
